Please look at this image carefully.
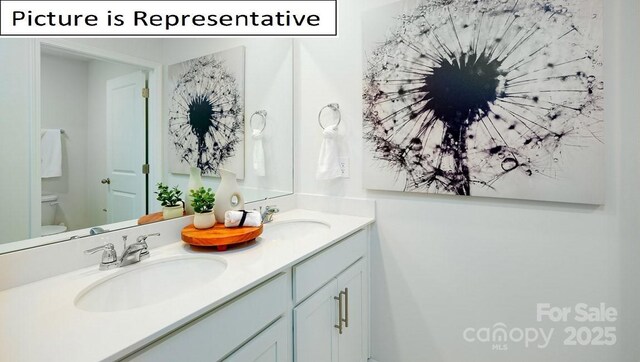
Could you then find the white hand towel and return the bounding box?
[224,210,262,227]
[316,125,342,180]
[252,129,266,177]
[41,129,62,178]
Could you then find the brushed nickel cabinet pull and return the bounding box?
[343,288,349,328]
[334,293,344,334]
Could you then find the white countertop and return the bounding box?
[0,209,373,362]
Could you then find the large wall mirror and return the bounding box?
[0,38,293,253]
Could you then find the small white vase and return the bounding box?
[186,167,204,215]
[162,205,183,220]
[193,211,216,229]
[213,169,244,223]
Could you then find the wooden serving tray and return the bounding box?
[181,223,263,251]
[138,212,164,225]
[137,211,186,225]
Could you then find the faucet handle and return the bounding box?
[265,206,280,216]
[136,233,161,244]
[84,243,118,270]
[84,243,115,255]
[261,205,279,213]
[134,233,160,260]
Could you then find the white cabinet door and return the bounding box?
[225,317,289,362]
[294,280,339,362]
[336,259,366,362]
[293,259,367,362]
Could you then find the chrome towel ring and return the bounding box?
[318,103,341,130]
[250,110,267,134]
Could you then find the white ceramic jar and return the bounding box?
[186,167,204,215]
[213,169,244,223]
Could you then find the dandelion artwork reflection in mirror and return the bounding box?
[168,46,245,178]
[363,0,604,204]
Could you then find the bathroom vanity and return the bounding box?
[0,208,373,361]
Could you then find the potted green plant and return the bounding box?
[155,183,184,220]
[190,187,216,229]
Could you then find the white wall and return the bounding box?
[160,38,294,208]
[0,40,32,244]
[294,0,640,361]
[41,54,91,231]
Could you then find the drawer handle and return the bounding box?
[334,291,345,334]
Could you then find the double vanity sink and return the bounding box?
[0,209,371,361]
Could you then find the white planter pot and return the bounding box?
[194,211,216,229]
[162,205,183,220]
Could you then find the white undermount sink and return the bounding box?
[262,219,330,242]
[75,255,227,312]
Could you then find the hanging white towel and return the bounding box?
[316,125,342,180]
[252,129,266,177]
[224,210,262,227]
[41,129,62,178]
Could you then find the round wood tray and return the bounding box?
[181,223,263,251]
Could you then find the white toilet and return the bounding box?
[41,194,67,236]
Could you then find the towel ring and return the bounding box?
[250,110,267,134]
[318,103,341,130]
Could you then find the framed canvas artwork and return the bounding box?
[363,0,604,204]
[168,46,246,179]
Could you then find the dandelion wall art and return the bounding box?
[168,46,245,178]
[363,0,604,204]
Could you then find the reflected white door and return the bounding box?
[106,71,147,223]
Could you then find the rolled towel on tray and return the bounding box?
[224,210,262,227]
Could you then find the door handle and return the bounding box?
[334,289,348,334]
[343,288,349,328]
[334,291,344,334]
[101,178,111,185]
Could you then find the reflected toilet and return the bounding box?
[41,194,67,236]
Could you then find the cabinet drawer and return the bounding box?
[224,317,289,362]
[125,273,289,362]
[293,229,366,304]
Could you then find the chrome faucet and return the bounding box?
[84,233,161,270]
[260,205,280,223]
